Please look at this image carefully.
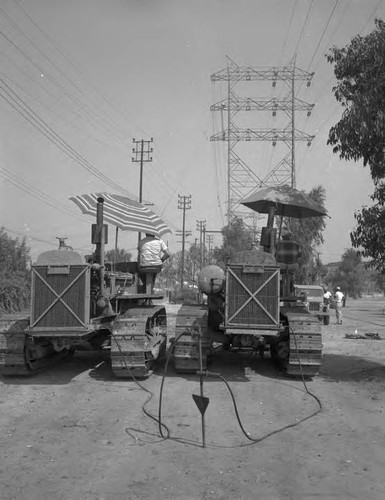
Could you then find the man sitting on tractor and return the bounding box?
[137,233,170,291]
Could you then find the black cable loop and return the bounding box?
[110,330,170,444]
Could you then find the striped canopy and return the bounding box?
[70,193,171,237]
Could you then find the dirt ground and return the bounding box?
[1,296,385,500]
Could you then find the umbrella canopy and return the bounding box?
[70,193,171,237]
[241,185,328,219]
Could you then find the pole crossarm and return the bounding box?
[211,66,314,82]
[211,128,314,142]
[211,96,314,113]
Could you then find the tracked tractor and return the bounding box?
[173,186,327,377]
[0,197,167,378]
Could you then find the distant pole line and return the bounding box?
[132,138,153,245]
[178,195,192,293]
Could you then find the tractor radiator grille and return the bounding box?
[225,264,280,328]
[31,265,90,329]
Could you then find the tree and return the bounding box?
[328,248,367,299]
[327,19,385,270]
[212,216,254,267]
[162,244,201,289]
[0,228,31,312]
[105,247,132,264]
[282,185,327,283]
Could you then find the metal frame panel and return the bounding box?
[30,264,90,331]
[225,264,280,331]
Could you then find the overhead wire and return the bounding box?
[9,0,146,140]
[360,0,383,34]
[279,0,300,64]
[2,1,180,210]
[2,225,57,247]
[298,0,385,172]
[294,0,316,58]
[306,0,340,73]
[0,2,189,242]
[1,224,90,251]
[0,165,86,220]
[0,77,137,198]
[0,7,134,146]
[210,82,225,227]
[294,0,342,175]
[0,30,122,145]
[0,5,176,206]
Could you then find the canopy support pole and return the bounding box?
[114,227,119,272]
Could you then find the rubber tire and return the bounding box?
[323,313,330,325]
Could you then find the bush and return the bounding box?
[0,274,30,313]
[0,228,31,314]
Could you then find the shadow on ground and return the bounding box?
[150,348,291,383]
[8,349,384,387]
[320,353,385,383]
[0,351,108,385]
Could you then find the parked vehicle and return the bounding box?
[0,197,167,378]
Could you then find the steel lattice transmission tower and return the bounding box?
[210,57,315,225]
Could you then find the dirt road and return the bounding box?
[1,297,385,500]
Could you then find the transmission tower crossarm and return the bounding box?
[210,58,315,221]
[210,128,314,142]
[211,65,314,82]
[211,96,314,113]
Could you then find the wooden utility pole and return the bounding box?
[196,220,206,269]
[178,195,192,293]
[206,235,214,264]
[132,138,153,245]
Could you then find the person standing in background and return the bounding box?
[334,286,344,324]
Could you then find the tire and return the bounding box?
[323,313,330,325]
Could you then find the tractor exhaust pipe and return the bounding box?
[93,196,106,294]
[97,197,105,290]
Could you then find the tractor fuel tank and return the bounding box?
[197,265,225,295]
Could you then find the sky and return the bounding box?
[0,0,383,264]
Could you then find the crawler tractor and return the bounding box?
[174,191,326,377]
[0,197,167,378]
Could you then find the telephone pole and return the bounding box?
[196,220,206,270]
[178,195,192,293]
[132,138,153,245]
[206,235,214,264]
[132,138,153,203]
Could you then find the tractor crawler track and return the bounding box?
[285,313,323,377]
[0,319,60,376]
[110,305,167,378]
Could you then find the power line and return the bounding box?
[1,3,179,215]
[306,0,340,71]
[294,0,315,57]
[360,0,383,34]
[0,11,133,145]
[9,0,147,139]
[0,165,84,220]
[279,0,300,64]
[0,77,137,197]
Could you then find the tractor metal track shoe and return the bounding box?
[110,305,167,378]
[286,313,323,377]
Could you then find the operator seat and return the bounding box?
[138,265,162,294]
